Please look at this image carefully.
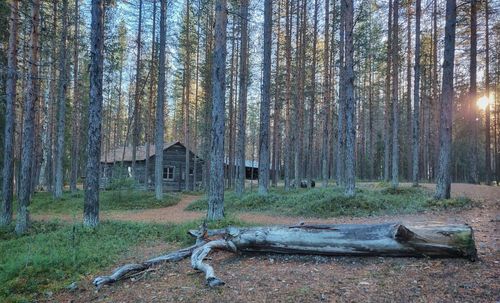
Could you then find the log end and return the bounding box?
[207,277,225,288]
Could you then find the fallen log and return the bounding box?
[94,222,476,288]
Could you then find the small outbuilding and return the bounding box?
[100,141,203,191]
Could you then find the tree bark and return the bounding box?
[207,0,227,221]
[384,0,393,182]
[94,223,477,288]
[484,0,491,185]
[307,0,319,188]
[132,0,143,177]
[155,0,167,201]
[54,0,69,198]
[1,0,19,226]
[16,0,40,235]
[235,0,249,197]
[321,0,330,187]
[468,0,479,184]
[84,0,104,228]
[336,0,346,186]
[70,0,80,192]
[283,0,292,191]
[344,0,355,197]
[391,0,400,189]
[412,0,421,187]
[258,0,272,195]
[184,0,191,191]
[435,0,456,200]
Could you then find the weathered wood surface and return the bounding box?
[94,223,476,288]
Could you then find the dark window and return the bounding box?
[163,166,174,180]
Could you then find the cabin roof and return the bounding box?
[100,141,194,164]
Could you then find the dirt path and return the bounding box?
[53,183,499,302]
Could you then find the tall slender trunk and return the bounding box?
[344,0,355,197]
[155,0,167,200]
[484,0,491,185]
[235,0,249,196]
[84,0,104,227]
[391,0,400,189]
[321,0,330,187]
[207,0,227,220]
[336,0,346,186]
[16,0,40,235]
[412,0,421,187]
[435,0,456,199]
[146,0,157,188]
[307,0,319,187]
[54,0,69,198]
[184,0,192,191]
[70,0,80,192]
[271,0,281,187]
[468,0,478,184]
[406,4,412,181]
[193,1,202,191]
[384,0,393,182]
[227,17,236,189]
[132,0,143,177]
[1,0,19,226]
[284,0,292,191]
[258,0,272,195]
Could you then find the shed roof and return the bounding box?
[100,141,182,164]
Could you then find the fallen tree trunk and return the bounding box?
[95,222,476,288]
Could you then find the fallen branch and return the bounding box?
[93,222,476,288]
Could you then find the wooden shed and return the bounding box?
[100,141,203,191]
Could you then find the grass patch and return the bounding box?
[27,190,181,215]
[0,217,248,302]
[424,196,473,209]
[186,185,473,218]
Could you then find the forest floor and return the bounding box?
[51,183,499,302]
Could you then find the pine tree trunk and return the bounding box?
[435,0,456,199]
[406,4,412,181]
[321,0,330,187]
[468,0,478,184]
[16,0,40,235]
[258,0,272,195]
[344,0,355,197]
[412,0,421,187]
[284,0,292,191]
[336,0,346,186]
[70,0,80,192]
[384,0,393,182]
[1,0,19,226]
[391,0,400,189]
[307,0,318,188]
[155,0,167,201]
[235,0,249,197]
[484,0,491,185]
[207,0,227,220]
[271,0,281,188]
[84,0,104,227]
[132,0,143,178]
[54,0,69,198]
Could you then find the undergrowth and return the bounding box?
[27,190,181,215]
[0,216,247,302]
[186,185,473,218]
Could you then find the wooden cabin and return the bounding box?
[100,141,203,191]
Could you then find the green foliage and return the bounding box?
[187,186,474,218]
[105,177,136,190]
[28,190,181,215]
[0,217,250,302]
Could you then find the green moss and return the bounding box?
[424,196,473,209]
